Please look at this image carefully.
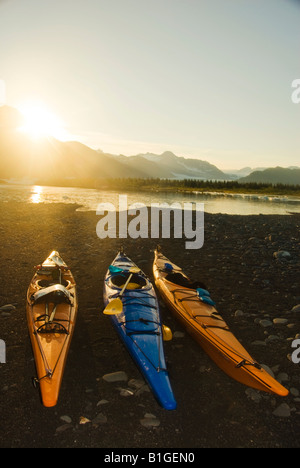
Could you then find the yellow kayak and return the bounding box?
[153,248,288,397]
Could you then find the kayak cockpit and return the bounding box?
[29,285,74,336]
[109,271,149,290]
[165,272,206,290]
[30,284,74,305]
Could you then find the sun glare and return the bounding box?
[18,102,67,141]
[31,185,43,204]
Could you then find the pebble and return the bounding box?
[277,372,289,383]
[140,413,160,428]
[55,424,73,433]
[128,379,150,396]
[60,415,72,424]
[290,388,299,397]
[136,386,151,396]
[79,416,91,425]
[119,388,134,397]
[0,312,11,317]
[92,413,107,425]
[102,371,128,383]
[173,331,185,338]
[0,304,16,311]
[272,403,291,418]
[259,319,273,328]
[234,310,244,317]
[273,318,288,325]
[97,399,109,406]
[128,379,146,390]
[245,388,262,403]
[265,335,281,343]
[273,250,291,260]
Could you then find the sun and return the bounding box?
[18,102,67,141]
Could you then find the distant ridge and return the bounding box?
[112,151,231,180]
[238,167,300,185]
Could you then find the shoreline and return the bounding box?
[1,183,300,218]
[1,179,300,200]
[0,201,299,448]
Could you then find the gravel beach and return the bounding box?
[0,201,299,448]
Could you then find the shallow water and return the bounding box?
[0,183,299,215]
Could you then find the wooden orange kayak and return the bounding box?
[26,251,78,407]
[153,248,288,397]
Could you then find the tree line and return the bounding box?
[100,177,300,194]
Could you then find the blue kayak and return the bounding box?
[103,251,177,410]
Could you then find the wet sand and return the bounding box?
[0,201,299,448]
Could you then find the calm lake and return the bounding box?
[0,183,300,216]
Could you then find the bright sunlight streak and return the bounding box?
[30,185,43,204]
[18,102,67,141]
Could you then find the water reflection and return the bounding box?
[0,183,299,215]
[30,186,43,204]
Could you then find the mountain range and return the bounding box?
[0,105,299,186]
[238,167,300,185]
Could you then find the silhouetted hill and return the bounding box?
[0,106,231,185]
[0,106,147,183]
[1,105,297,187]
[238,167,300,185]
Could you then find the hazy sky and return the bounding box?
[0,0,299,169]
